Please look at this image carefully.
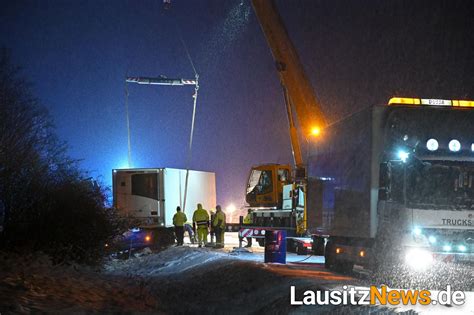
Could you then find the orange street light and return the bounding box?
[310,127,321,137]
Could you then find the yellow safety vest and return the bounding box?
[243,214,252,224]
[213,211,226,229]
[173,211,187,227]
[193,208,209,229]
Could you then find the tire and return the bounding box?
[286,239,296,253]
[257,238,265,247]
[313,237,325,256]
[324,241,335,269]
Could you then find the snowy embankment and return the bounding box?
[105,246,232,276]
[0,247,318,313]
[4,246,467,314]
[0,251,160,313]
[1,246,358,314]
[104,246,318,314]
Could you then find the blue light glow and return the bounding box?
[398,150,409,162]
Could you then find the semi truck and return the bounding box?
[112,168,216,248]
[318,98,474,271]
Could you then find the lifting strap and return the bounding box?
[124,78,132,168]
[179,23,199,214]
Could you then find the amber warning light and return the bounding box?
[388,97,474,107]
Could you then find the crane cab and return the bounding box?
[245,164,291,208]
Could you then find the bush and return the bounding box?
[0,50,119,264]
[36,180,121,264]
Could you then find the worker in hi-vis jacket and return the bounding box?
[243,209,253,247]
[192,203,209,247]
[172,206,187,246]
[212,205,226,248]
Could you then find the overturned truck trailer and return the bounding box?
[113,168,216,247]
[312,98,474,272]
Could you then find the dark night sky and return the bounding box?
[1,0,473,210]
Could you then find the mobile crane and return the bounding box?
[244,0,327,242]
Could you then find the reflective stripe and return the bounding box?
[240,228,253,237]
[196,220,208,226]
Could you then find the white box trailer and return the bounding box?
[113,168,216,227]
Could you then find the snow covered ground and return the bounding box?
[1,232,472,314]
[0,238,334,314]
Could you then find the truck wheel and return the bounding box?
[312,237,325,256]
[287,239,296,253]
[324,241,335,269]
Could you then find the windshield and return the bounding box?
[247,169,273,195]
[247,170,261,194]
[391,161,474,210]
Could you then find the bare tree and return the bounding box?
[0,50,116,263]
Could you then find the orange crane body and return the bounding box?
[246,0,327,234]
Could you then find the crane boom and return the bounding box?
[251,0,327,167]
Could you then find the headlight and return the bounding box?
[426,139,439,151]
[428,236,436,244]
[413,227,422,236]
[443,244,452,252]
[449,139,461,152]
[458,245,466,252]
[404,248,433,270]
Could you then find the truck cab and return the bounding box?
[246,164,291,208]
[320,98,474,272]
